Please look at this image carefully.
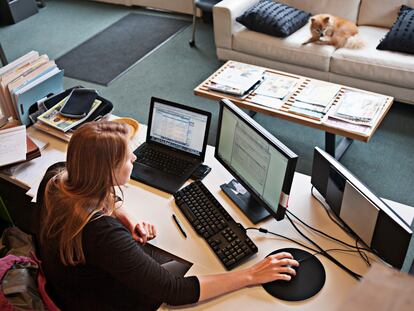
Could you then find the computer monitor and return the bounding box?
[311,146,414,269]
[215,99,298,224]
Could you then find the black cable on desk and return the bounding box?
[246,227,374,264]
[285,213,362,280]
[285,209,372,266]
[246,227,319,253]
[310,186,381,266]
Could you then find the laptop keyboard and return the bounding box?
[174,181,258,270]
[135,145,194,177]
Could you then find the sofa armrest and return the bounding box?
[213,0,259,49]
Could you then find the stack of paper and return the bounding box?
[0,51,64,125]
[250,73,298,110]
[290,81,341,119]
[208,63,264,96]
[0,125,27,167]
[330,90,386,125]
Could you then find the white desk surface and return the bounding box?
[1,123,413,311]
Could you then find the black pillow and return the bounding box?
[377,5,414,54]
[236,0,311,38]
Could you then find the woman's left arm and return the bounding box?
[113,203,157,243]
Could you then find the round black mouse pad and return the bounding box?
[262,248,326,301]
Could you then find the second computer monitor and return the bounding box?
[215,99,297,223]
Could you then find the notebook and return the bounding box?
[131,97,211,194]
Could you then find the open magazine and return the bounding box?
[37,96,102,132]
[208,62,264,96]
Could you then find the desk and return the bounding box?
[1,124,413,311]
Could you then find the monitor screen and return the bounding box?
[215,99,297,219]
[149,99,210,157]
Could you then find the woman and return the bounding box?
[37,121,298,310]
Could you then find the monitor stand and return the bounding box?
[220,179,270,224]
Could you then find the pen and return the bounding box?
[172,214,187,238]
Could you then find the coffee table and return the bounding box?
[194,61,393,160]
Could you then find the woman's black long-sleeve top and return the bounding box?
[36,163,200,310]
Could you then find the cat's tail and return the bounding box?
[344,34,365,49]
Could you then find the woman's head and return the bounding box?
[66,121,134,195]
[41,121,136,265]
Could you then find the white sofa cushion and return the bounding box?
[330,26,414,89]
[278,0,361,22]
[232,24,336,71]
[357,0,414,28]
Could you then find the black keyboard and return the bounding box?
[174,181,258,270]
[135,145,193,176]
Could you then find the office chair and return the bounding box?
[0,43,8,66]
[189,0,221,47]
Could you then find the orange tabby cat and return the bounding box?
[302,14,364,49]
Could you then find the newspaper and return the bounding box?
[37,96,102,132]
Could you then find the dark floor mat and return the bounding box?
[56,13,190,85]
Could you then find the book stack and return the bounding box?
[289,81,341,120]
[0,123,47,168]
[0,51,64,126]
[208,62,264,97]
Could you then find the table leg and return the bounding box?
[325,132,353,160]
[0,43,8,66]
[248,111,256,117]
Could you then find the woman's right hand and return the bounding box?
[246,252,299,285]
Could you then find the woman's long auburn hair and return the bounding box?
[41,121,130,266]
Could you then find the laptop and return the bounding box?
[131,97,211,194]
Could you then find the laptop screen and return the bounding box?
[149,101,209,156]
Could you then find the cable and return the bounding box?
[285,214,362,280]
[286,209,372,252]
[247,227,373,264]
[247,226,368,279]
[246,227,318,253]
[298,248,374,264]
[311,186,382,265]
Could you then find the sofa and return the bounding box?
[92,0,198,15]
[213,0,414,105]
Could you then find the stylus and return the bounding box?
[172,214,187,238]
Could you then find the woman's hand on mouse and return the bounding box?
[246,252,299,285]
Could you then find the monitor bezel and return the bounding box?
[147,97,212,160]
[215,99,298,219]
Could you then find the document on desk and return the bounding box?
[0,125,27,167]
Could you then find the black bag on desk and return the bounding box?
[28,86,114,127]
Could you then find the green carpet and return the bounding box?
[1,0,414,210]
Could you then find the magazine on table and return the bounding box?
[208,62,265,96]
[289,105,325,120]
[250,94,283,110]
[330,90,386,125]
[324,117,371,135]
[295,81,341,107]
[37,96,102,132]
[254,73,298,99]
